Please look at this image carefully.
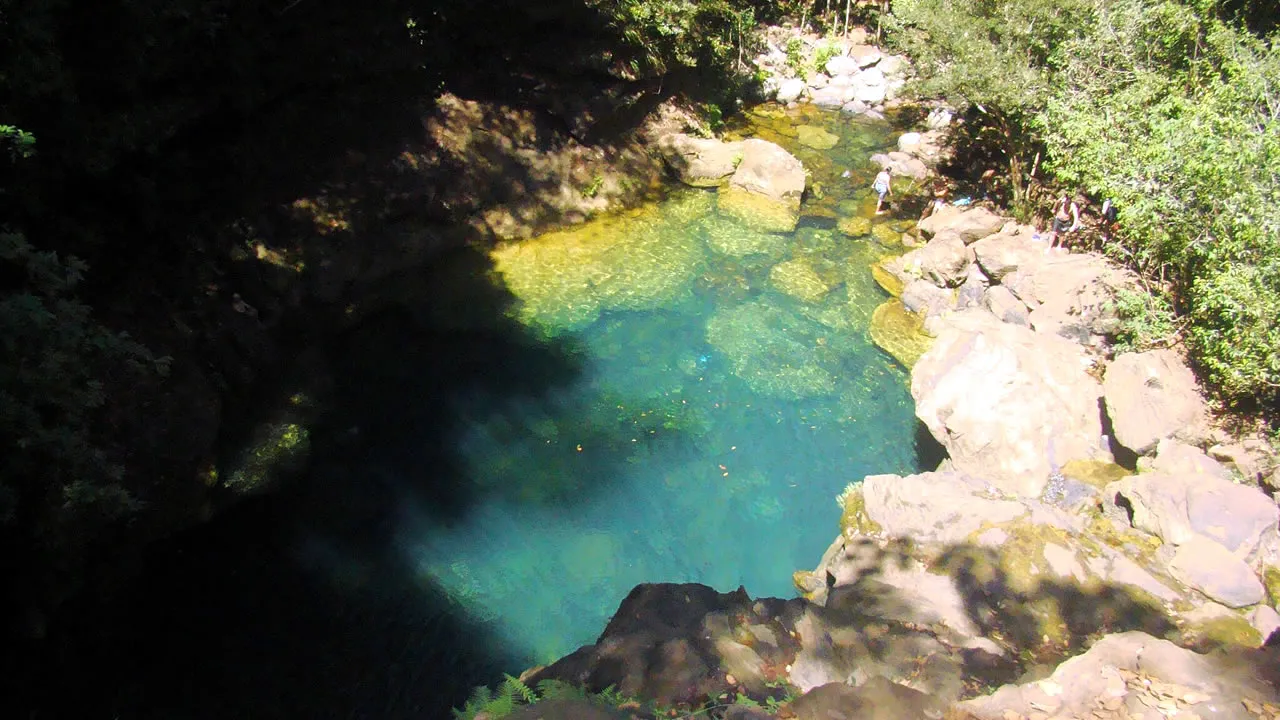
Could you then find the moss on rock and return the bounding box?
[870,261,905,297]
[718,187,799,233]
[770,259,831,303]
[705,300,842,399]
[836,483,882,537]
[871,223,903,248]
[868,300,934,369]
[1060,459,1131,489]
[1183,613,1262,651]
[837,216,872,239]
[1263,565,1280,606]
[796,124,839,150]
[225,422,311,494]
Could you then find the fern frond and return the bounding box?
[502,674,539,704]
[536,679,587,701]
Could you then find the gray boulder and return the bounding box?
[1104,349,1212,455]
[729,139,805,202]
[982,285,1030,326]
[972,229,1047,281]
[902,231,973,288]
[917,206,1005,243]
[825,54,861,76]
[657,134,745,188]
[861,471,1029,545]
[776,78,806,103]
[1105,471,1279,566]
[901,279,957,320]
[912,310,1113,497]
[958,632,1280,720]
[1168,536,1266,607]
[868,151,928,179]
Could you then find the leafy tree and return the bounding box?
[1041,0,1280,402]
[887,0,1092,210]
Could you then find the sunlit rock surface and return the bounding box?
[869,300,934,369]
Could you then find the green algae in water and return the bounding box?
[404,106,920,671]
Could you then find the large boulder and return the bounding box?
[901,231,973,288]
[776,78,806,103]
[825,54,861,77]
[1006,253,1136,344]
[958,632,1280,720]
[860,471,1029,545]
[917,206,1005,243]
[972,228,1047,281]
[983,285,1030,326]
[911,311,1113,497]
[1103,349,1212,455]
[868,151,929,180]
[1105,471,1280,566]
[722,139,806,232]
[901,279,956,319]
[657,134,745,188]
[1168,536,1267,607]
[529,583,801,706]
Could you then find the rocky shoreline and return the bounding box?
[505,25,1280,720]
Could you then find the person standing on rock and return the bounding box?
[873,166,893,215]
[1049,193,1081,248]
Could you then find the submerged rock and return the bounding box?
[722,139,806,232]
[869,299,935,369]
[701,214,789,259]
[770,259,832,303]
[705,301,840,399]
[796,124,839,150]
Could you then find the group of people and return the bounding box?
[867,165,1119,249]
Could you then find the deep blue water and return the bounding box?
[396,107,924,667]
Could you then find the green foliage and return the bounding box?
[1110,288,1179,353]
[452,677,636,720]
[890,0,1280,404]
[785,37,807,78]
[813,42,841,75]
[582,174,606,198]
[0,232,165,531]
[0,125,36,158]
[592,0,761,77]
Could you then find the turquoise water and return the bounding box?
[398,107,923,669]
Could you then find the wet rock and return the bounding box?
[1168,536,1266,607]
[918,206,1005,243]
[796,125,839,150]
[657,134,745,187]
[723,139,806,232]
[1104,349,1212,456]
[912,311,1112,497]
[869,300,935,370]
[837,215,872,237]
[1106,471,1279,564]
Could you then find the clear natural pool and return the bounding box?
[397,105,926,669]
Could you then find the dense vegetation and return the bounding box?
[0,0,770,629]
[888,0,1279,408]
